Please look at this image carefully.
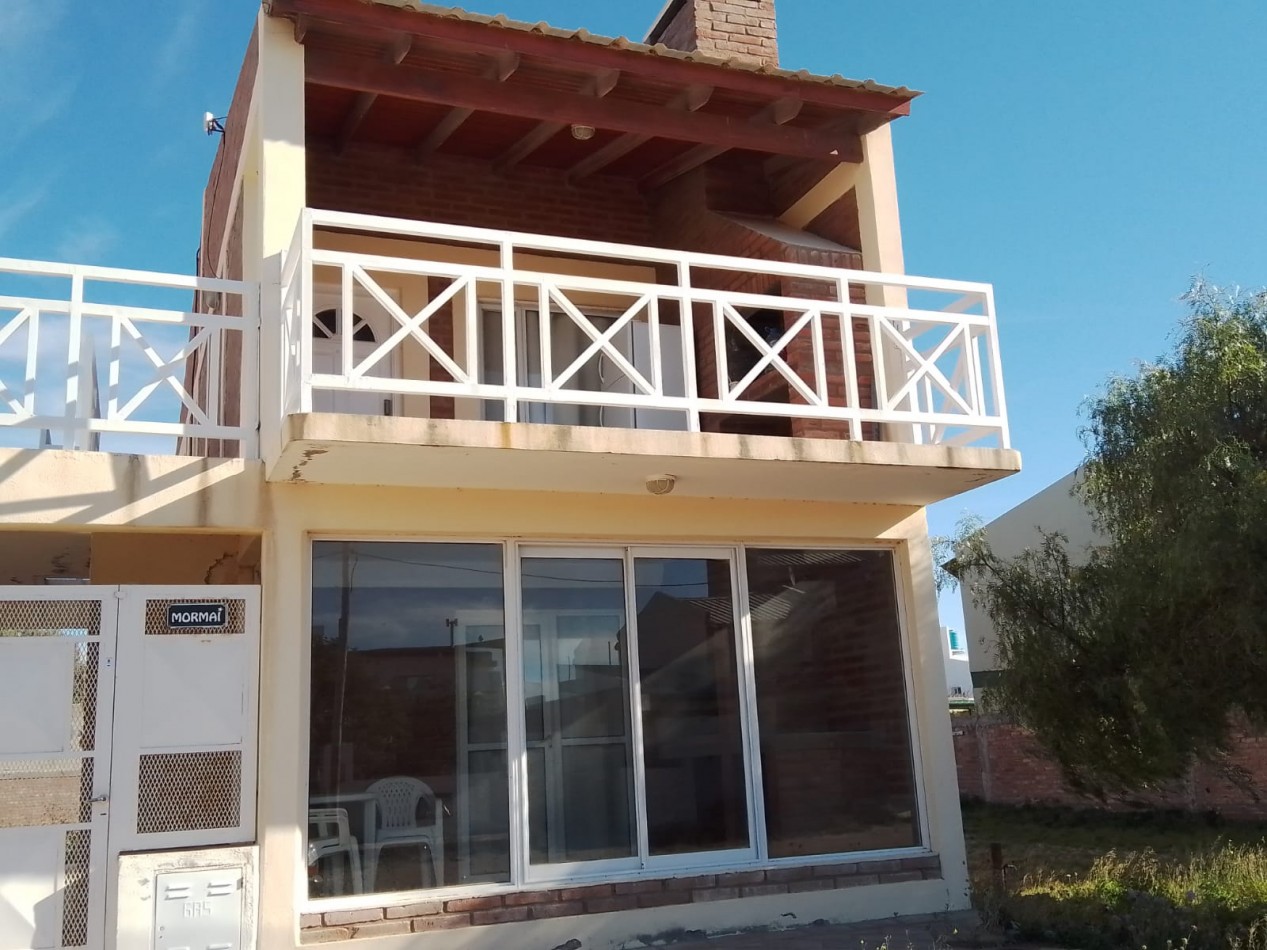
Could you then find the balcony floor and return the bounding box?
[273,414,1020,505]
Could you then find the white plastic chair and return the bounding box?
[363,777,444,890]
[307,807,363,895]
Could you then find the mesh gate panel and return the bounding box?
[136,751,243,835]
[0,599,100,636]
[62,830,91,948]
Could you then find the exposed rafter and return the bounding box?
[415,50,520,161]
[494,69,620,172]
[641,97,810,190]
[337,34,413,151]
[269,0,915,118]
[568,84,712,183]
[304,52,861,163]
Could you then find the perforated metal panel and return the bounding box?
[136,751,242,835]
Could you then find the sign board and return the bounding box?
[167,603,228,629]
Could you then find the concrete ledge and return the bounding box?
[0,448,265,530]
[272,414,1021,505]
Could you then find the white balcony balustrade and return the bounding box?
[0,259,258,457]
[281,210,1010,450]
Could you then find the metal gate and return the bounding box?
[0,586,259,950]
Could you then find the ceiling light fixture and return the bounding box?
[570,124,596,141]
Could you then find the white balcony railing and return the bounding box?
[282,209,1010,449]
[0,258,259,456]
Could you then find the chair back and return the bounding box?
[367,776,436,832]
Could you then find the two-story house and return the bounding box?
[0,1,1018,948]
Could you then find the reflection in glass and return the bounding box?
[634,558,749,855]
[745,549,920,857]
[308,542,510,898]
[521,558,635,864]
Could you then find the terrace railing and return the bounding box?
[0,259,259,456]
[281,209,1009,450]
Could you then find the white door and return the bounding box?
[312,288,401,417]
[0,586,260,950]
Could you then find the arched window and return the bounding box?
[313,308,376,342]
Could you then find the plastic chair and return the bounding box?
[363,777,444,890]
[307,807,363,895]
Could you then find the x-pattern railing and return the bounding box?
[0,258,259,454]
[283,210,1009,450]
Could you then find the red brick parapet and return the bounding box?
[299,855,943,943]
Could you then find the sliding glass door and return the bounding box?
[518,548,754,879]
[307,540,922,902]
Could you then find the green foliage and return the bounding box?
[956,282,1267,795]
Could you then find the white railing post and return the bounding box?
[64,270,85,450]
[678,260,701,433]
[500,240,518,423]
[838,278,862,441]
[298,210,314,414]
[240,284,261,459]
[983,286,1010,449]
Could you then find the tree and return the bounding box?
[954,281,1267,796]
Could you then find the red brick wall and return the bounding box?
[954,717,1267,820]
[650,168,873,440]
[308,144,655,246]
[651,0,779,67]
[299,855,942,943]
[202,27,257,276]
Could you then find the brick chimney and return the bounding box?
[646,0,778,67]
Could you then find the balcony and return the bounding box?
[273,210,1017,503]
[0,258,257,458]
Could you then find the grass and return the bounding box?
[962,802,1267,949]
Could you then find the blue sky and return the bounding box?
[2,0,1265,628]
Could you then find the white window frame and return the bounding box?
[300,537,933,914]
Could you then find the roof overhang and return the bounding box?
[266,0,920,184]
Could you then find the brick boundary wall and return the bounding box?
[953,715,1267,819]
[300,855,942,943]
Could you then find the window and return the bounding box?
[308,542,510,897]
[307,543,921,902]
[745,549,920,857]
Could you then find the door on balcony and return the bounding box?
[311,287,401,417]
[480,307,687,431]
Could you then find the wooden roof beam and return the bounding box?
[269,0,913,117]
[494,69,620,172]
[337,34,413,151]
[305,52,862,163]
[641,97,810,190]
[569,84,712,183]
[415,50,520,161]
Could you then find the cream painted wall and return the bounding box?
[89,533,259,585]
[252,483,971,948]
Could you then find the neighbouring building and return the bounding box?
[959,470,1098,690]
[940,626,972,700]
[0,1,1018,948]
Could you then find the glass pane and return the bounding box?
[635,558,749,856]
[308,542,510,898]
[521,557,635,864]
[746,549,920,857]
